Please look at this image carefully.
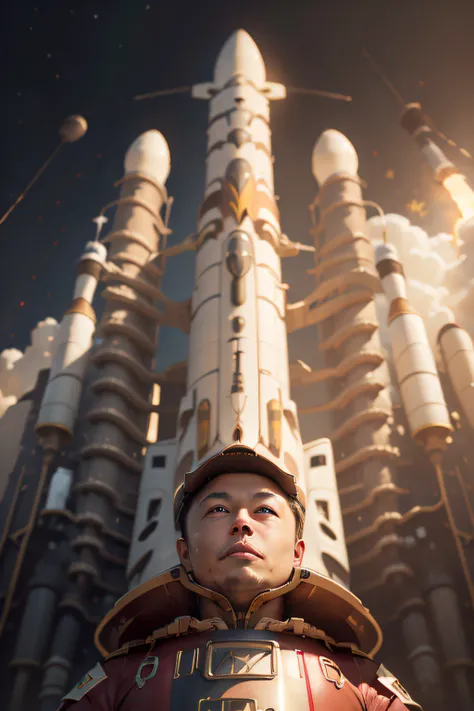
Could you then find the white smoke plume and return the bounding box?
[0,317,59,418]
[366,214,465,351]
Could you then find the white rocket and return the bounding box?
[128,30,349,585]
[187,30,297,472]
[36,240,107,445]
[375,242,452,445]
[438,322,474,429]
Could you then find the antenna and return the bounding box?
[134,86,192,101]
[0,115,88,227]
[362,48,405,108]
[134,85,351,103]
[286,87,351,102]
[92,214,108,243]
[362,48,472,162]
[0,145,63,226]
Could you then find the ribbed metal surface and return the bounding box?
[304,170,450,708]
[309,174,406,594]
[70,172,169,601]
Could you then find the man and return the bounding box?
[59,444,422,710]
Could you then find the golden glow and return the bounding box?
[151,383,161,407]
[197,399,211,459]
[267,399,282,457]
[146,384,161,444]
[442,173,474,219]
[146,413,159,444]
[406,199,428,218]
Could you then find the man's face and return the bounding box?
[176,472,305,608]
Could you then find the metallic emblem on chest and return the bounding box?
[204,640,278,679]
[169,631,355,711]
[174,648,200,678]
[198,699,257,711]
[319,656,345,689]
[135,655,159,689]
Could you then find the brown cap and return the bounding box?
[174,443,306,526]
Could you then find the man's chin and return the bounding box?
[219,557,264,578]
[219,566,267,596]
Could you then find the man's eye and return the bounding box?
[208,505,228,514]
[256,506,275,515]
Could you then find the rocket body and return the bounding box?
[128,31,349,584]
[36,241,107,440]
[401,103,474,222]
[400,104,456,183]
[179,31,304,484]
[375,242,451,443]
[438,323,474,429]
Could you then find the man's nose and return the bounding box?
[230,509,254,536]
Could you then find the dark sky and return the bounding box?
[1,0,474,371]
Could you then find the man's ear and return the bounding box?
[176,537,190,568]
[293,539,305,567]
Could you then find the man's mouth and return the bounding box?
[219,541,263,560]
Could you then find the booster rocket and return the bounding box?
[375,241,452,447]
[35,240,107,448]
[400,103,457,183]
[400,103,474,223]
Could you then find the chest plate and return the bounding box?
[119,630,365,711]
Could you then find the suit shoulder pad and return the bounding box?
[61,661,108,704]
[376,664,423,710]
[334,640,375,660]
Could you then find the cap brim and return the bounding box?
[183,444,299,498]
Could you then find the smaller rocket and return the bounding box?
[438,323,474,429]
[400,103,474,222]
[375,241,452,447]
[400,105,474,329]
[400,103,456,182]
[35,239,107,449]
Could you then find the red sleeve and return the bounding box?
[56,658,125,711]
[360,682,415,710]
[59,696,107,711]
[59,693,108,710]
[351,656,422,711]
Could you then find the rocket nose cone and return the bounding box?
[311,129,359,185]
[124,129,171,184]
[375,241,399,265]
[214,29,266,87]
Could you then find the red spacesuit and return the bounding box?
[58,566,421,710]
[59,444,422,710]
